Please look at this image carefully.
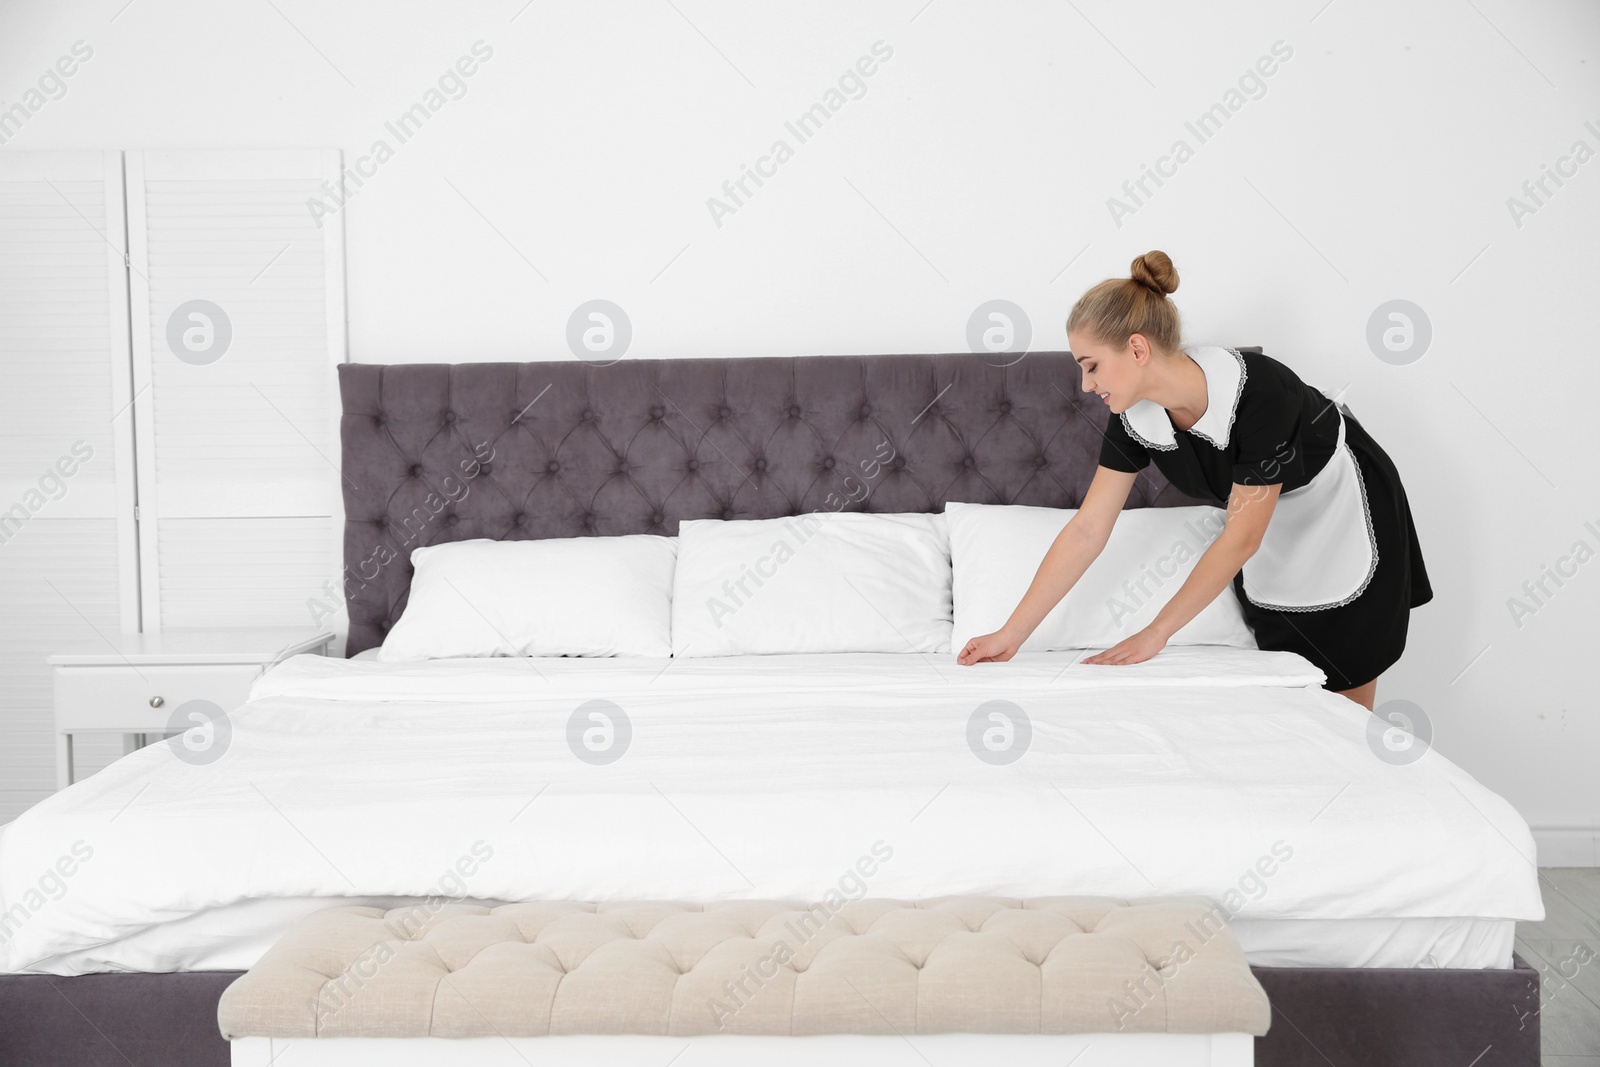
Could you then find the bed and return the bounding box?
[0,351,1545,1066]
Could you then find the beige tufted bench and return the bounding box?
[219,896,1270,1050]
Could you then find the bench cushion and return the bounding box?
[217,897,1271,1038]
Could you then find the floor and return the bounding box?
[1520,869,1600,1065]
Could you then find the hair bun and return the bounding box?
[1130,250,1179,296]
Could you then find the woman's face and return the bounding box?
[1069,331,1144,414]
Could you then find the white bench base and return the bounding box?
[233,1032,1254,1067]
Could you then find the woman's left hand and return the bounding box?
[1082,627,1168,666]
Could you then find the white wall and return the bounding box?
[1,0,1596,845]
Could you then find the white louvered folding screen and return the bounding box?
[0,149,346,820]
[0,151,138,820]
[126,150,346,632]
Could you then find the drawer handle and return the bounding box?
[149,696,165,708]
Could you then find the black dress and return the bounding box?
[1097,345,1433,691]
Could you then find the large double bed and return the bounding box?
[0,351,1545,1065]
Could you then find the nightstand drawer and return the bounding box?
[54,664,262,732]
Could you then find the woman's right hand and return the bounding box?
[957,630,1021,665]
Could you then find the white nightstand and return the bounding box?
[48,627,335,789]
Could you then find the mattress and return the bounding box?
[0,647,1543,975]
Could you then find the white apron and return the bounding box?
[1240,406,1379,612]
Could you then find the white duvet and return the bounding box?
[0,646,1543,975]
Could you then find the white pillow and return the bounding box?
[946,502,1257,652]
[378,535,677,660]
[672,512,953,656]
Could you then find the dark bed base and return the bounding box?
[1252,957,1540,1065]
[0,957,1540,1066]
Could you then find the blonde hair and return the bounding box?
[1065,250,1182,352]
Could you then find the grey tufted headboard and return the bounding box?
[337,352,1222,656]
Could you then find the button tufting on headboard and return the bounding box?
[336,353,1223,656]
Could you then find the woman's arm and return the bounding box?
[956,465,1137,664]
[1082,480,1282,665]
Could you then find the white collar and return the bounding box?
[1119,345,1247,451]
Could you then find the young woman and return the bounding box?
[956,250,1432,710]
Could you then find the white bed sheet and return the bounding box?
[24,892,1516,972]
[0,646,1543,975]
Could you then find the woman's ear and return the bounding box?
[1126,332,1149,366]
